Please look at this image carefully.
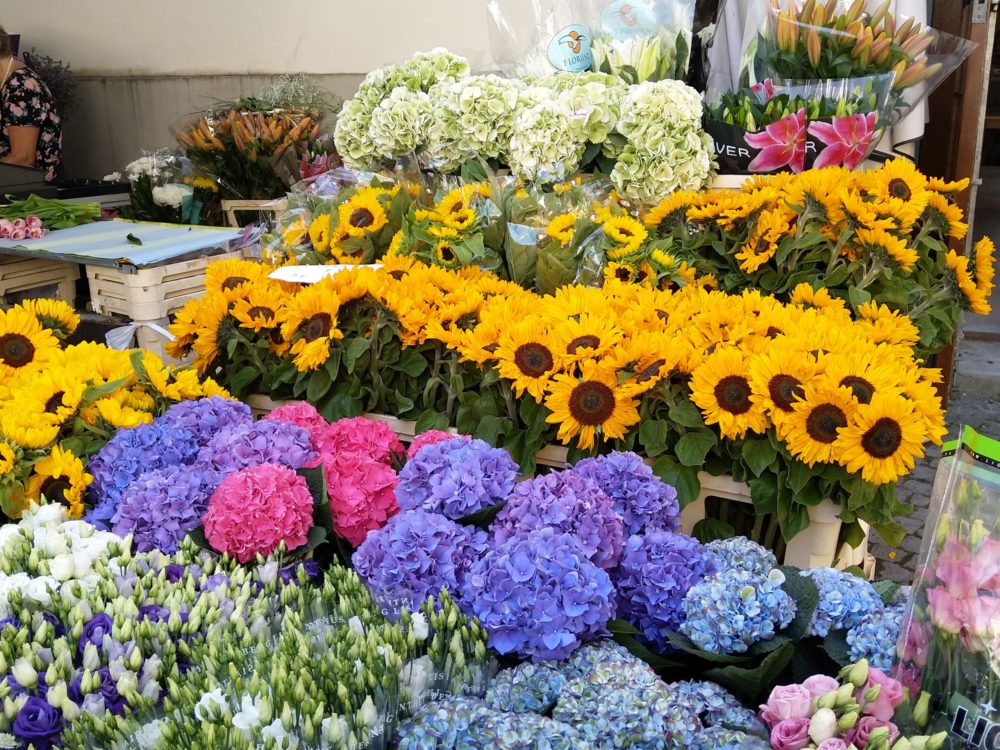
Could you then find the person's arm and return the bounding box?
[1,125,40,167]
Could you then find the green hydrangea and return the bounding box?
[508,95,586,183]
[334,97,379,171]
[559,81,625,144]
[368,88,433,161]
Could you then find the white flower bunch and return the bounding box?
[150,183,193,210]
[559,80,626,145]
[592,34,675,83]
[507,95,586,184]
[124,151,175,184]
[367,87,434,162]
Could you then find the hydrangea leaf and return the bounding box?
[776,566,820,641]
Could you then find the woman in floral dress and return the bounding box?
[0,25,62,181]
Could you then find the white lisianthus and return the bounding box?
[134,720,163,750]
[261,719,297,748]
[400,654,434,708]
[348,616,365,636]
[409,611,429,641]
[194,688,227,721]
[21,503,66,531]
[11,658,37,688]
[151,183,193,209]
[232,694,263,734]
[360,696,379,727]
[809,707,839,744]
[49,554,76,582]
[102,171,122,182]
[367,87,433,161]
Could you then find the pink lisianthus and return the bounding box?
[802,674,840,700]
[857,668,904,722]
[324,452,399,546]
[892,661,922,698]
[745,109,807,173]
[936,537,984,598]
[846,716,899,748]
[203,463,314,563]
[962,594,1000,652]
[770,717,811,750]
[759,684,813,728]
[407,429,462,460]
[808,113,878,170]
[317,416,405,466]
[815,740,849,750]
[265,401,330,467]
[897,616,930,668]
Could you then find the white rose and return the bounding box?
[49,554,76,582]
[809,707,839,744]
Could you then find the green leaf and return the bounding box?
[306,368,333,403]
[344,336,371,373]
[778,566,820,640]
[665,632,755,664]
[873,521,906,548]
[457,501,507,528]
[675,430,717,467]
[822,629,851,666]
[607,620,686,669]
[229,366,260,398]
[82,376,130,404]
[414,410,449,434]
[746,633,792,657]
[395,349,427,377]
[742,439,777,477]
[299,525,331,555]
[777,499,810,541]
[848,286,872,310]
[126,232,143,246]
[748,476,778,516]
[692,517,736,543]
[298,465,328,508]
[873,580,901,606]
[638,419,670,457]
[703,642,795,703]
[652,457,701,507]
[185,525,212,553]
[473,415,509,446]
[668,400,704,429]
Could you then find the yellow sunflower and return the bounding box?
[25,445,91,519]
[0,407,60,449]
[927,176,969,196]
[544,360,642,450]
[779,382,858,466]
[834,190,895,233]
[282,216,308,246]
[204,258,269,294]
[437,183,489,216]
[855,301,920,347]
[787,283,847,312]
[18,370,86,425]
[814,349,899,406]
[94,394,154,430]
[715,187,779,230]
[837,392,926,484]
[973,236,996,298]
[16,298,79,338]
[442,207,476,231]
[901,369,947,445]
[0,306,60,379]
[946,250,991,315]
[186,292,233,369]
[494,321,563,401]
[432,240,463,270]
[863,158,929,205]
[736,209,789,274]
[231,285,285,333]
[0,440,15,474]
[782,167,847,219]
[308,213,333,253]
[546,214,577,246]
[643,191,694,232]
[386,229,406,257]
[690,347,769,439]
[281,278,344,371]
[855,227,918,272]
[924,191,968,240]
[748,349,817,423]
[603,334,680,388]
[338,190,389,238]
[552,313,624,363]
[603,216,648,254]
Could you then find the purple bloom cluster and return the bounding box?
[352,510,489,611]
[571,451,679,535]
[157,396,252,445]
[462,528,615,662]
[613,531,718,652]
[491,471,625,570]
[194,419,317,475]
[396,437,518,520]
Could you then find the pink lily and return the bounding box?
[808,112,878,170]
[300,153,331,180]
[745,108,807,173]
[750,79,776,104]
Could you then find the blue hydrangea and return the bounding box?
[846,601,907,671]
[801,568,883,637]
[462,529,615,662]
[156,396,252,445]
[352,510,489,611]
[613,531,717,652]
[665,680,763,735]
[485,663,568,714]
[571,451,679,535]
[556,640,643,682]
[397,437,518,520]
[705,537,777,577]
[692,727,771,750]
[680,569,796,654]
[194,419,317,476]
[491,471,625,570]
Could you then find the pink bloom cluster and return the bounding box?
[406,429,458,460]
[316,415,404,466]
[925,536,1000,651]
[0,215,46,241]
[203,463,313,563]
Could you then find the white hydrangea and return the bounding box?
[610,128,715,204]
[334,97,380,171]
[396,47,470,91]
[559,80,625,144]
[508,97,586,183]
[151,183,194,209]
[367,87,433,161]
[616,79,704,142]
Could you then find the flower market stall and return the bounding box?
[0,1,998,748]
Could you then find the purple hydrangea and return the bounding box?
[491,471,625,570]
[571,451,679,535]
[396,437,518,520]
[86,422,200,527]
[353,510,489,611]
[157,396,252,445]
[462,528,615,662]
[613,531,718,652]
[194,419,317,475]
[112,466,218,553]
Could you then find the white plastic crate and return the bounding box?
[0,255,79,304]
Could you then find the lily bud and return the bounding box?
[807,29,822,68]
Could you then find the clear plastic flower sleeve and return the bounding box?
[488,0,596,76]
[894,427,1000,742]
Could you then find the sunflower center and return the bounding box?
[861,417,903,459]
[439,245,456,263]
[568,381,616,426]
[713,375,753,415]
[888,178,912,201]
[40,477,72,506]
[655,309,669,323]
[303,313,333,342]
[637,358,667,383]
[567,335,601,355]
[619,227,633,238]
[513,343,554,378]
[635,267,649,283]
[248,306,274,321]
[389,270,406,280]
[839,376,875,405]
[221,276,249,291]
[0,333,34,368]
[456,312,479,331]
[756,237,770,255]
[44,392,66,414]
[806,403,847,443]
[614,267,631,281]
[449,203,465,214]
[483,343,500,354]
[349,208,375,228]
[766,326,783,339]
[768,375,803,412]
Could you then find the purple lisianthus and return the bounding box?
[462,528,615,662]
[396,437,518,520]
[613,531,718,652]
[37,613,65,638]
[112,466,218,553]
[195,419,317,476]
[157,396,252,446]
[97,667,127,715]
[78,613,113,653]
[13,696,63,750]
[491,471,625,570]
[0,617,19,632]
[279,559,321,586]
[3,674,26,699]
[201,573,231,592]
[138,604,169,623]
[571,451,679,535]
[353,509,489,611]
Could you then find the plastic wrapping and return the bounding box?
[894,427,1000,743]
[488,0,595,77]
[585,0,696,81]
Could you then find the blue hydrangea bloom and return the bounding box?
[665,680,763,735]
[571,451,679,535]
[846,601,907,671]
[157,396,252,445]
[491,471,625,570]
[613,531,717,652]
[680,569,796,654]
[485,663,568,714]
[556,640,643,682]
[352,509,489,611]
[462,529,615,662]
[802,567,883,637]
[705,537,777,577]
[397,437,518,520]
[194,419,317,476]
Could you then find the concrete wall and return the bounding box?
[3,1,495,177]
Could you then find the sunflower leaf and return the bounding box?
[742,439,777,476]
[675,430,717,467]
[872,521,906,548]
[651,457,701,507]
[668,400,704,429]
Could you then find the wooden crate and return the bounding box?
[222,199,289,229]
[0,255,79,305]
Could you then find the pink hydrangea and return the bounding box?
[316,416,405,466]
[265,401,329,466]
[406,429,461,460]
[203,463,314,563]
[324,452,399,546]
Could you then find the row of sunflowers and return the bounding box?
[168,255,945,549]
[269,159,993,358]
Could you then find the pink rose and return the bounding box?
[815,740,849,750]
[25,215,42,229]
[26,227,45,240]
[898,616,930,667]
[8,228,25,241]
[0,219,12,237]
[846,716,899,748]
[858,668,904,721]
[802,674,840,700]
[770,717,811,750]
[407,430,463,460]
[760,684,814,728]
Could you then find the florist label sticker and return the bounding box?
[548,24,594,72]
[601,1,658,38]
[948,692,1000,748]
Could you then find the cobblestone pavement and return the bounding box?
[870,388,1000,582]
